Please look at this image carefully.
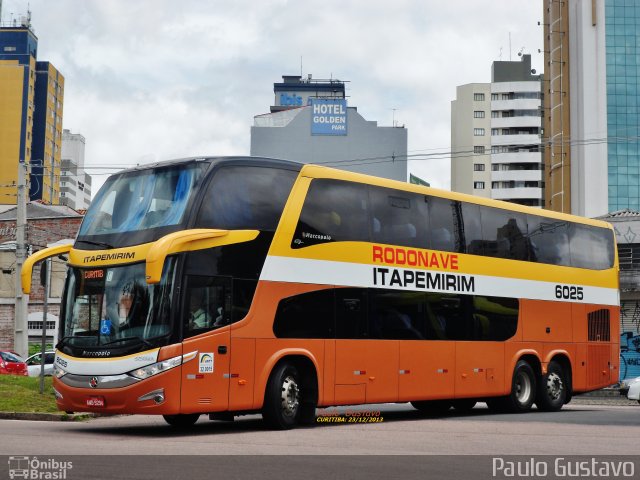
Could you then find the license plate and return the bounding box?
[86,396,105,408]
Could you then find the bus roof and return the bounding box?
[114,156,303,175]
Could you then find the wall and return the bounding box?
[0,214,81,349]
[251,107,408,182]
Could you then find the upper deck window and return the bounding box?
[79,164,206,236]
[196,166,298,231]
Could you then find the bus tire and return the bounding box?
[503,360,536,413]
[535,361,566,412]
[262,362,305,430]
[163,413,200,427]
[411,400,451,414]
[452,399,477,412]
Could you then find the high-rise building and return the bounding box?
[543,0,639,217]
[542,1,640,385]
[251,75,408,182]
[0,20,64,206]
[451,55,544,207]
[60,129,91,211]
[31,61,64,204]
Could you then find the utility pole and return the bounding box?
[14,160,28,359]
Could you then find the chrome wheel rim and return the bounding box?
[515,371,532,404]
[280,375,300,418]
[546,372,563,401]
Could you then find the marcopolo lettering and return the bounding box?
[83,252,136,263]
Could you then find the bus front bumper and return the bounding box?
[53,367,182,415]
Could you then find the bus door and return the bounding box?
[180,276,232,413]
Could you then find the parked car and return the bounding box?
[25,351,56,377]
[627,377,640,404]
[0,351,28,376]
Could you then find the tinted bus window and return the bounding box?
[369,290,426,340]
[480,207,529,260]
[293,179,370,248]
[335,288,368,339]
[428,197,458,253]
[472,296,519,341]
[273,289,334,338]
[198,166,297,230]
[461,202,483,255]
[569,224,615,270]
[370,187,429,249]
[527,216,571,266]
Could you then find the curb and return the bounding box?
[0,412,96,422]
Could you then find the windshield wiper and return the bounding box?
[102,336,154,348]
[76,239,114,249]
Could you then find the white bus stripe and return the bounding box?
[260,256,619,306]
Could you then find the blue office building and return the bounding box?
[606,0,640,212]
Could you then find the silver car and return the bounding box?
[25,351,56,377]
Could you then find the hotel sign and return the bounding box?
[311,99,347,136]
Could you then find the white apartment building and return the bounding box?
[451,55,543,207]
[60,129,91,210]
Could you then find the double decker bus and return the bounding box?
[22,156,619,429]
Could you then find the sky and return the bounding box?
[1,0,544,195]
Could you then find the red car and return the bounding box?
[0,351,28,376]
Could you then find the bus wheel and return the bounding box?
[263,363,305,430]
[536,361,566,412]
[452,399,477,412]
[411,400,452,414]
[163,414,200,427]
[505,360,536,413]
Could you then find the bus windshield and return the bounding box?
[59,259,176,351]
[78,163,206,237]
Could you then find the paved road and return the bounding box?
[1,401,638,479]
[2,401,639,455]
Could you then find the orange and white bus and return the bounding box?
[22,156,619,428]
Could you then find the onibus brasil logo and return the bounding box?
[8,456,72,479]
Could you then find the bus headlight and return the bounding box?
[53,363,67,379]
[128,355,182,380]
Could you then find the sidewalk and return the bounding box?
[572,387,639,406]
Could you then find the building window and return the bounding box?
[474,128,485,136]
[474,164,485,171]
[491,93,499,101]
[474,93,485,101]
[474,146,485,154]
[473,181,485,189]
[491,111,500,118]
[491,128,499,136]
[474,111,485,118]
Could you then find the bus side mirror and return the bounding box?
[22,243,72,294]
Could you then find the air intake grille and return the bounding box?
[588,309,610,342]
